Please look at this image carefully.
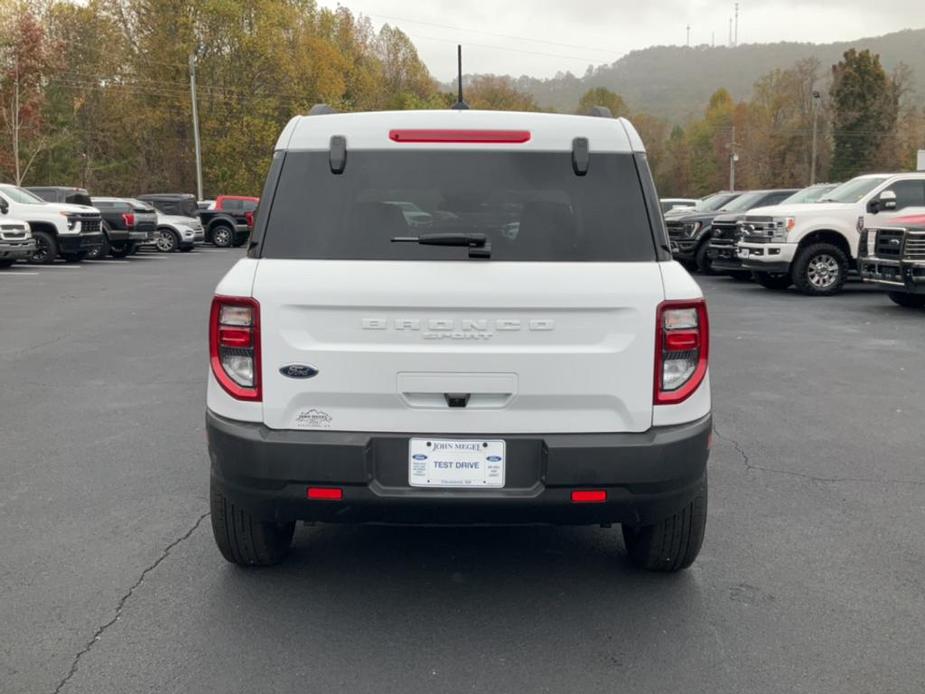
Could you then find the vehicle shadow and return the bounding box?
[206,524,711,682]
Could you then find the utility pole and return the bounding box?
[728,18,733,46]
[686,25,690,47]
[12,56,21,185]
[734,3,739,46]
[810,90,821,185]
[189,54,204,201]
[728,125,739,191]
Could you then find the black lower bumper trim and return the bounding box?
[206,411,711,526]
[742,260,791,273]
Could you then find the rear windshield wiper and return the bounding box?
[392,232,491,258]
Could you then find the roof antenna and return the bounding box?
[452,44,469,110]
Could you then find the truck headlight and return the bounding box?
[769,217,796,242]
[59,212,78,230]
[683,221,702,237]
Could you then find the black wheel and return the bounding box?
[109,243,132,259]
[87,233,110,259]
[694,240,714,274]
[0,259,15,268]
[622,475,707,572]
[29,231,57,265]
[210,478,295,567]
[728,270,752,282]
[155,228,178,252]
[887,291,925,308]
[211,225,233,248]
[129,242,139,255]
[232,234,248,248]
[792,242,848,296]
[753,271,793,290]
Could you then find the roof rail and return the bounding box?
[586,106,614,118]
[308,103,337,116]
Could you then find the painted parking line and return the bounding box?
[0,271,39,276]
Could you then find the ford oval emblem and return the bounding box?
[279,364,319,379]
[412,453,428,461]
[486,455,502,462]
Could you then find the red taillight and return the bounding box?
[388,129,532,144]
[654,299,709,405]
[209,296,261,401]
[244,211,254,228]
[307,487,343,501]
[571,490,607,503]
[122,213,135,228]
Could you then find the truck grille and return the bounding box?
[876,229,904,259]
[711,220,738,242]
[74,213,101,233]
[904,232,925,260]
[738,216,775,242]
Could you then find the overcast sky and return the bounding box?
[318,1,923,81]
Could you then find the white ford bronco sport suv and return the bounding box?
[736,173,925,295]
[206,108,711,572]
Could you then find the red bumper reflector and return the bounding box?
[307,487,343,501]
[571,490,607,504]
[389,129,531,144]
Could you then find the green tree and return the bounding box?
[830,48,898,180]
[465,75,538,111]
[576,87,627,117]
[0,4,62,184]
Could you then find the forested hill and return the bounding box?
[508,28,925,122]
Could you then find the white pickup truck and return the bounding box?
[0,184,103,263]
[736,173,925,295]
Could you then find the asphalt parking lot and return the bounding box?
[1,250,924,694]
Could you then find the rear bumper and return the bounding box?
[859,257,925,294]
[206,411,711,526]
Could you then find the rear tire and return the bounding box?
[792,242,848,296]
[888,291,925,308]
[211,225,233,248]
[110,243,132,259]
[0,259,15,268]
[622,475,707,572]
[29,231,57,265]
[753,271,793,290]
[210,478,295,567]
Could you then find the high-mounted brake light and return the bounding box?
[209,296,261,401]
[654,299,709,405]
[389,129,531,144]
[121,213,135,228]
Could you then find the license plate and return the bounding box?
[737,248,750,259]
[408,438,505,488]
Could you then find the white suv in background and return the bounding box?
[736,173,925,295]
[206,108,712,572]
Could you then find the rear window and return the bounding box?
[261,151,656,261]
